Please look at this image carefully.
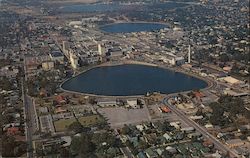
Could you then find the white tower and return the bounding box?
[62,41,66,52]
[188,45,191,64]
[98,44,102,56]
[70,51,78,69]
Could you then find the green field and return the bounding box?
[54,115,103,132]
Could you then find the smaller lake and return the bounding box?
[100,23,168,33]
[61,64,208,96]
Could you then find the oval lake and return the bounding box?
[61,64,208,96]
[100,23,168,33]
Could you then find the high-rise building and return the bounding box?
[188,45,191,64]
[98,44,103,56]
[69,51,79,69]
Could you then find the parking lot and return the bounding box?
[98,106,151,128]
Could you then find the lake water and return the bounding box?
[61,64,208,96]
[100,23,167,33]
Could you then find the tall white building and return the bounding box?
[69,52,79,69]
[98,44,104,56]
[188,45,191,63]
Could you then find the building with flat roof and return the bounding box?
[97,98,117,107]
[49,51,64,64]
[161,53,185,66]
[42,61,54,71]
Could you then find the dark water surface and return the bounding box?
[61,64,208,96]
[100,23,168,33]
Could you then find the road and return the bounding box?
[114,130,134,158]
[163,96,239,158]
[22,78,37,158]
[120,147,134,158]
[22,78,33,158]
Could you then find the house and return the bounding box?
[55,106,67,114]
[238,124,250,133]
[181,127,195,133]
[144,133,157,145]
[159,106,171,113]
[174,132,184,140]
[39,88,48,97]
[136,125,144,132]
[52,112,73,120]
[137,152,147,158]
[3,123,20,131]
[55,95,66,104]
[193,91,205,99]
[226,139,245,148]
[6,127,20,135]
[176,145,188,155]
[163,133,172,142]
[187,132,202,139]
[203,139,214,148]
[170,122,181,129]
[128,136,139,147]
[144,148,158,158]
[165,146,177,154]
[155,148,165,156]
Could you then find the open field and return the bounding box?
[54,118,76,132]
[54,115,103,132]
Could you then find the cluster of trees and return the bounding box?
[0,77,12,91]
[27,71,58,97]
[68,121,91,134]
[70,131,122,158]
[2,135,27,157]
[209,95,249,127]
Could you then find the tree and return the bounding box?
[219,54,229,62]
[59,147,70,158]
[2,135,16,157]
[91,132,119,149]
[70,134,96,157]
[121,124,131,135]
[209,102,224,126]
[2,135,27,157]
[68,121,83,133]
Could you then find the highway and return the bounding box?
[163,96,239,158]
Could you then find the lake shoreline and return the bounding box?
[60,60,210,97]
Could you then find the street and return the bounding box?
[163,96,239,158]
[22,78,38,158]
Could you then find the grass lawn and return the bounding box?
[54,118,77,132]
[54,115,104,132]
[78,115,103,125]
